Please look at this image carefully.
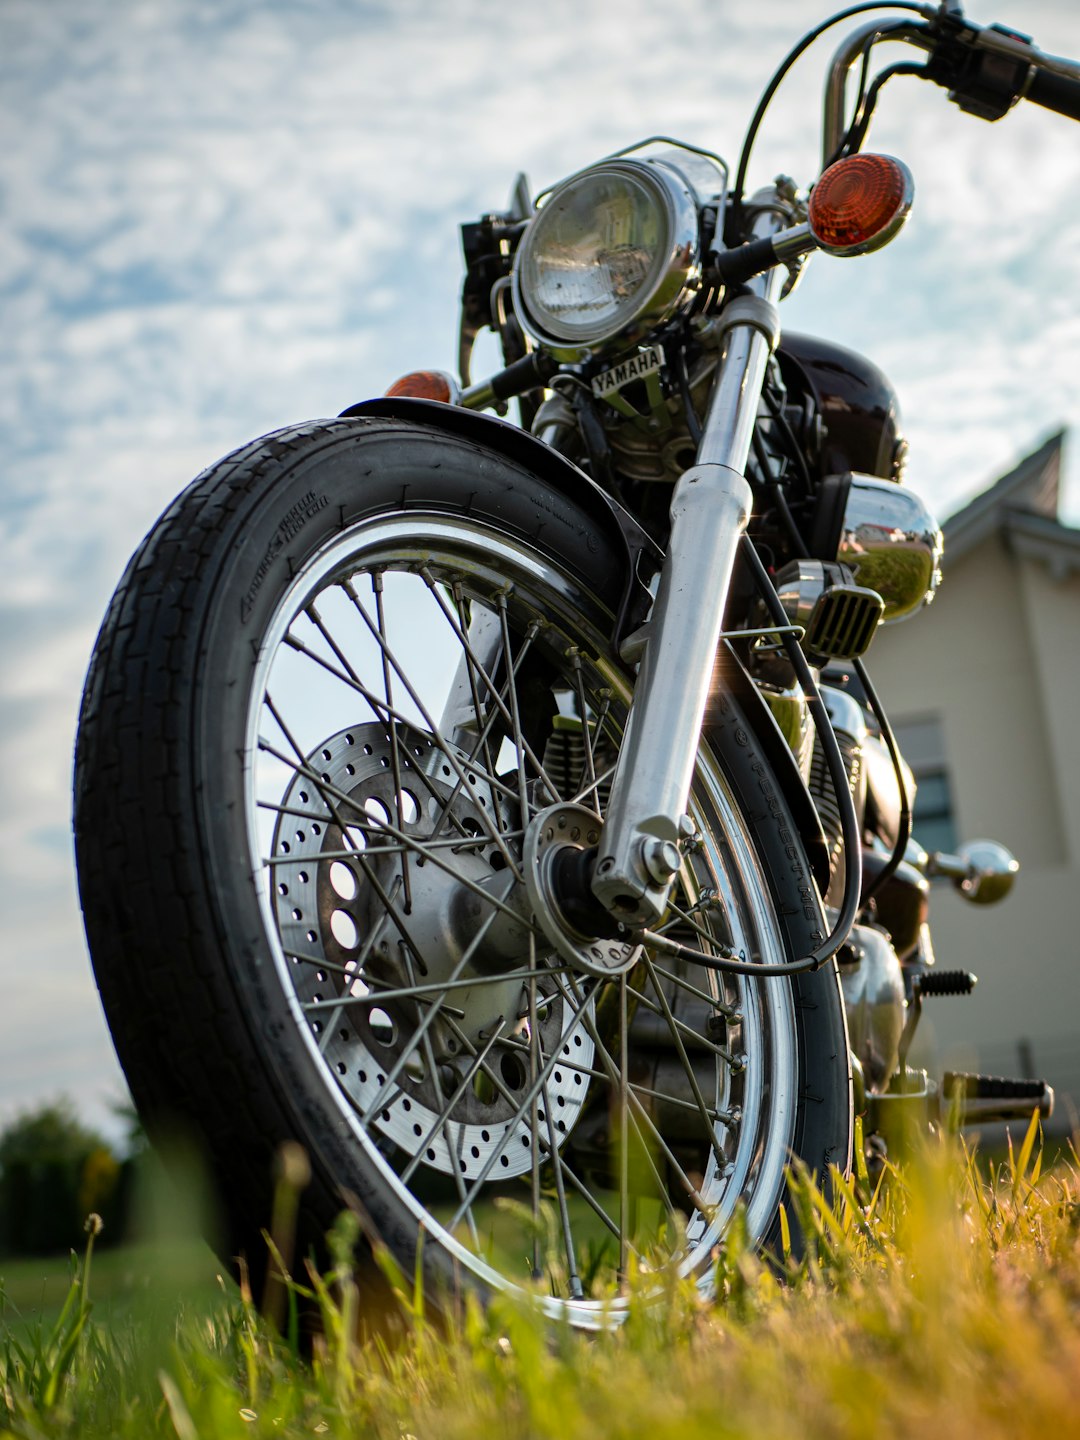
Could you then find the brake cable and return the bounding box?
[832,60,929,158]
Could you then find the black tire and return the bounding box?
[74,417,850,1324]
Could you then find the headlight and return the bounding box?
[836,475,943,622]
[511,159,701,357]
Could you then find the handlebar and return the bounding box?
[1026,66,1080,123]
[821,5,1080,165]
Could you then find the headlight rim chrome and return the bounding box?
[511,157,702,360]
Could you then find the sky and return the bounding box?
[2,0,1079,1145]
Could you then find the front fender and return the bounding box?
[341,397,660,642]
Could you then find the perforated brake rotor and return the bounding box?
[270,722,595,1181]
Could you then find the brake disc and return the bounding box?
[271,722,594,1180]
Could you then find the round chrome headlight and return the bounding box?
[511,159,701,357]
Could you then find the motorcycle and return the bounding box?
[73,3,1078,1326]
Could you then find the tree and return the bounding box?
[0,1100,123,1256]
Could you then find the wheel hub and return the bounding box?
[524,803,643,977]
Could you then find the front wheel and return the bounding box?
[74,417,850,1326]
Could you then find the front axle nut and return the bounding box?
[642,837,682,885]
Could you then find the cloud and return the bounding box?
[1,0,1078,1128]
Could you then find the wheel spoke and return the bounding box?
[554,972,712,1215]
[436,1011,638,1259]
[451,582,503,809]
[399,1019,507,1185]
[341,577,524,879]
[570,652,598,797]
[640,954,728,1172]
[422,571,564,804]
[264,834,513,862]
[370,573,414,912]
[528,949,543,1280]
[626,986,742,1069]
[648,958,742,1021]
[658,893,736,954]
[300,965,566,1013]
[539,1068,584,1299]
[492,1032,734,1124]
[360,903,505,1123]
[448,983,598,1230]
[258,737,540,935]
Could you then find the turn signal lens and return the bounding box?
[384,370,458,403]
[808,154,913,257]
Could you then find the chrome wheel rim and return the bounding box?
[245,511,798,1323]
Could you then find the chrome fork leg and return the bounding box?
[592,207,786,927]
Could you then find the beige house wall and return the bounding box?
[1015,559,1080,863]
[871,540,1067,866]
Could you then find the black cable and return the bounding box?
[674,346,703,446]
[729,3,931,241]
[770,481,809,560]
[762,388,815,508]
[853,656,912,904]
[824,39,877,168]
[751,426,779,491]
[753,412,910,912]
[836,60,928,156]
[754,392,816,559]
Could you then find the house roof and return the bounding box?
[942,430,1080,579]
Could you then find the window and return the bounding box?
[890,714,958,856]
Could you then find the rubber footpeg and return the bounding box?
[943,1072,1049,1102]
[917,969,976,997]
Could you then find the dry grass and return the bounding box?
[2,1119,1078,1440]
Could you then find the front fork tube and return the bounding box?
[592,211,786,927]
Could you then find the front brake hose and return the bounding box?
[640,535,862,976]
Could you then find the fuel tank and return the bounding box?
[777,332,907,483]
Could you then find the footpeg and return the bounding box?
[916,969,976,997]
[943,1071,1054,1126]
[897,969,977,1071]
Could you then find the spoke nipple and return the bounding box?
[678,814,696,841]
[729,1054,747,1076]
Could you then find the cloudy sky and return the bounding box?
[2,0,1078,1143]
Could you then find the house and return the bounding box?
[866,431,1080,1131]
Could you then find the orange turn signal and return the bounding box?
[808,154,913,257]
[384,370,459,403]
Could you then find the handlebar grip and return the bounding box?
[1026,66,1080,121]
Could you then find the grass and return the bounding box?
[1,1118,1078,1439]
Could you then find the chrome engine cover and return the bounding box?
[839,923,906,1093]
